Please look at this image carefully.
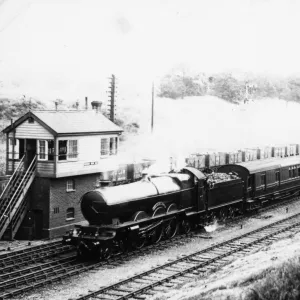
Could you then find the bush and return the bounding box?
[158,74,206,99]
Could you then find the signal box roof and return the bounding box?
[2,110,123,136]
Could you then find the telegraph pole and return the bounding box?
[107,74,116,122]
[151,82,154,133]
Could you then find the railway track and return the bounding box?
[72,211,300,300]
[0,231,198,299]
[0,196,299,299]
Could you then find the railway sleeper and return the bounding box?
[169,278,186,284]
[132,295,147,300]
[142,290,156,295]
[133,278,155,284]
[164,267,185,273]
[114,287,134,293]
[105,290,127,297]
[188,257,210,263]
[182,273,197,279]
[141,275,158,281]
[209,249,230,255]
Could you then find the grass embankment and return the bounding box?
[197,258,300,300]
[241,258,300,300]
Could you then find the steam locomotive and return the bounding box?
[63,155,300,259]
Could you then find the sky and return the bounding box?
[0,0,300,102]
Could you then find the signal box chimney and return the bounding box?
[91,101,102,112]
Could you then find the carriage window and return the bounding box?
[275,171,280,182]
[289,168,292,178]
[261,174,266,186]
[293,167,297,177]
[298,167,300,177]
[247,176,252,187]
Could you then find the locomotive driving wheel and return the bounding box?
[99,245,111,260]
[165,204,179,239]
[218,208,227,222]
[131,211,148,249]
[150,206,166,244]
[180,219,192,234]
[227,207,235,219]
[76,241,89,260]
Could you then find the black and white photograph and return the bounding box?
[1,0,300,299]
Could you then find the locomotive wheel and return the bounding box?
[150,206,166,244]
[167,203,178,214]
[100,245,111,260]
[180,219,191,234]
[218,208,227,222]
[165,218,178,239]
[118,239,128,253]
[227,207,235,219]
[165,204,179,239]
[76,241,89,261]
[132,211,148,249]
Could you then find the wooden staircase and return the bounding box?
[0,155,36,240]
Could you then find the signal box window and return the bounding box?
[48,140,54,161]
[38,140,55,161]
[39,140,46,160]
[59,140,67,160]
[66,208,75,220]
[8,138,20,159]
[66,179,75,192]
[109,137,118,155]
[101,138,109,156]
[68,140,78,159]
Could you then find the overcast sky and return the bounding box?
[0,0,299,101]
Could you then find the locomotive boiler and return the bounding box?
[63,167,244,259]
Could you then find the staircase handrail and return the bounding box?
[0,155,37,226]
[0,155,25,201]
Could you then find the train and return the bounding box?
[108,144,300,185]
[63,155,300,260]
